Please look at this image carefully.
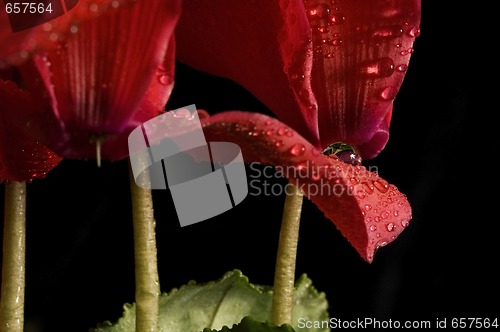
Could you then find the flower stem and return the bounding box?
[129,166,160,332]
[271,184,304,326]
[0,182,27,332]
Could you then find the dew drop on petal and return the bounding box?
[376,239,388,248]
[158,74,171,86]
[322,142,362,165]
[290,143,306,156]
[380,86,398,100]
[401,220,409,228]
[362,182,374,194]
[396,64,408,72]
[374,179,389,193]
[307,3,331,19]
[360,57,395,78]
[277,127,288,136]
[386,222,395,232]
[370,225,377,232]
[371,25,403,40]
[408,26,421,38]
[330,13,345,24]
[331,38,343,46]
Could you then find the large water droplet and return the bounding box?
[360,57,395,78]
[290,143,306,156]
[322,142,362,165]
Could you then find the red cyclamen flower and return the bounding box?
[175,0,421,159]
[3,0,180,161]
[172,0,421,262]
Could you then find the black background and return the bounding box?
[1,2,499,331]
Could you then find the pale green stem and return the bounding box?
[271,184,304,326]
[129,166,160,332]
[0,182,27,332]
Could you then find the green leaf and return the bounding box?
[203,316,296,332]
[91,270,329,332]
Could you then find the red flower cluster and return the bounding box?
[0,0,421,262]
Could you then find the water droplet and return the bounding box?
[290,143,306,156]
[275,140,284,147]
[70,25,78,34]
[371,25,403,40]
[396,64,408,72]
[380,86,398,100]
[322,142,362,165]
[374,179,389,193]
[401,220,409,228]
[381,211,389,219]
[408,26,421,38]
[386,222,395,232]
[376,239,388,249]
[362,182,374,194]
[277,127,288,136]
[364,204,372,211]
[330,13,345,24]
[370,225,377,232]
[331,38,343,46]
[158,74,171,86]
[360,57,395,78]
[317,26,329,33]
[307,4,331,19]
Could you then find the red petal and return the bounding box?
[306,0,421,159]
[175,0,321,147]
[0,80,62,182]
[18,0,180,160]
[0,0,139,67]
[200,111,412,263]
[176,0,421,160]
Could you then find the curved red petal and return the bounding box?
[19,0,180,160]
[200,111,412,263]
[0,0,140,67]
[306,0,421,158]
[0,80,62,182]
[175,0,321,147]
[176,0,421,160]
